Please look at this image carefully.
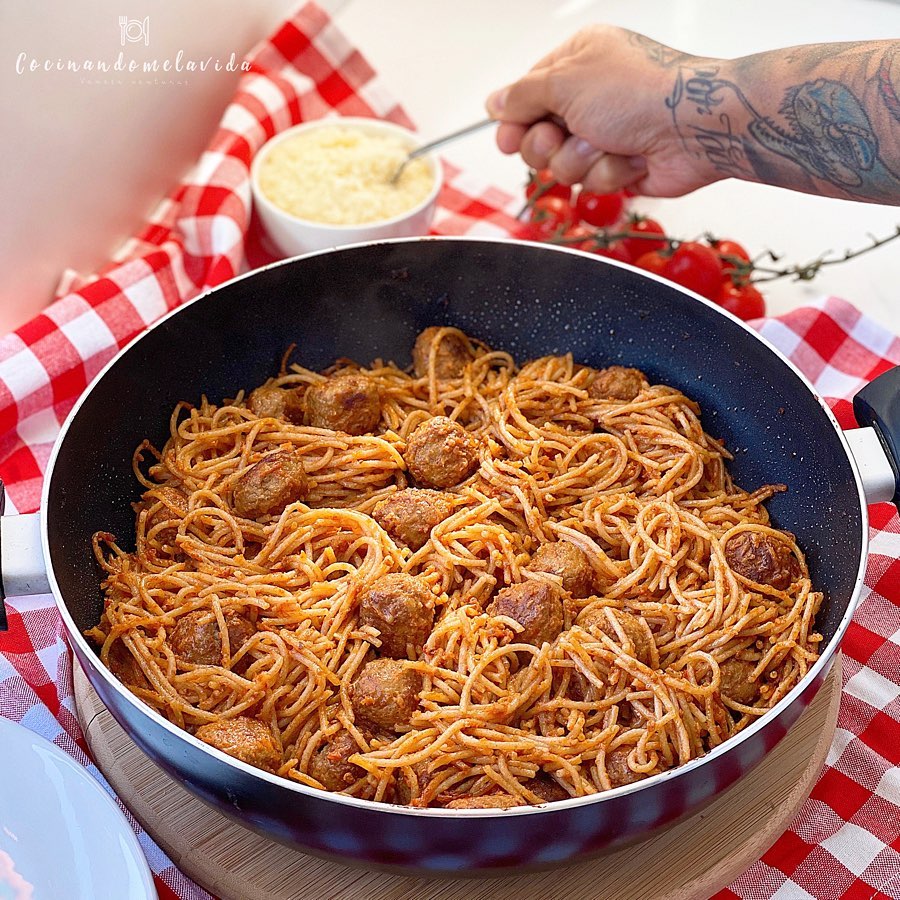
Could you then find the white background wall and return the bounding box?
[0,0,307,332]
[2,0,899,335]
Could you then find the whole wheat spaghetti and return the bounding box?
[88,327,822,807]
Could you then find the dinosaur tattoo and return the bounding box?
[668,64,900,201]
[748,79,886,189]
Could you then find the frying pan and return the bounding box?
[1,237,898,872]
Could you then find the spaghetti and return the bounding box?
[88,327,822,807]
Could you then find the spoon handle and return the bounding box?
[391,118,496,183]
[406,117,496,161]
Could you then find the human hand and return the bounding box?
[486,25,723,197]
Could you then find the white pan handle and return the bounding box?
[844,426,897,505]
[0,483,51,630]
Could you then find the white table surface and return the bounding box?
[2,0,898,333]
[334,0,900,328]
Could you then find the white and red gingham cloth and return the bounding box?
[0,5,898,899]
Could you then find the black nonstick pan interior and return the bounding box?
[46,238,863,648]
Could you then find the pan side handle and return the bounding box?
[853,366,900,511]
[0,482,51,631]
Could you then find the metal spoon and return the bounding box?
[389,117,496,184]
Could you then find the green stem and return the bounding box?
[749,225,900,283]
[520,169,900,285]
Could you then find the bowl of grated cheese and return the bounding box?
[250,117,442,257]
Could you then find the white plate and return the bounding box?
[0,716,157,900]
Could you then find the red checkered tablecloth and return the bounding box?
[1,5,899,899]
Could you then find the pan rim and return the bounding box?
[44,235,870,818]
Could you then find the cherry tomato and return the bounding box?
[574,190,626,227]
[561,224,597,251]
[525,168,572,202]
[595,241,633,264]
[510,221,540,242]
[620,217,667,259]
[718,281,766,320]
[663,242,723,299]
[634,250,670,276]
[711,238,751,281]
[530,195,577,238]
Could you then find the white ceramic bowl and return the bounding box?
[0,716,157,899]
[250,117,442,257]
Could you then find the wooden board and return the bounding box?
[74,656,841,900]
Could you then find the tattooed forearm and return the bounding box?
[781,41,876,70]
[749,81,887,192]
[878,45,900,125]
[666,66,756,180]
[627,32,689,69]
[667,41,900,204]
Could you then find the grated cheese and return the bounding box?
[257,125,435,225]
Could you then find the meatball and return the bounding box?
[487,580,564,647]
[142,486,187,546]
[588,365,646,402]
[444,793,522,809]
[358,573,435,659]
[719,658,761,705]
[724,531,799,590]
[507,664,536,697]
[195,716,281,772]
[616,701,649,729]
[506,664,546,717]
[404,417,480,489]
[306,374,381,435]
[412,326,474,380]
[232,450,308,519]
[309,729,367,792]
[392,761,433,805]
[373,488,454,551]
[606,746,646,788]
[579,607,654,666]
[576,606,605,631]
[144,485,187,519]
[248,384,305,424]
[169,610,255,670]
[107,640,149,690]
[528,541,595,598]
[568,669,602,704]
[350,659,422,731]
[522,773,569,803]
